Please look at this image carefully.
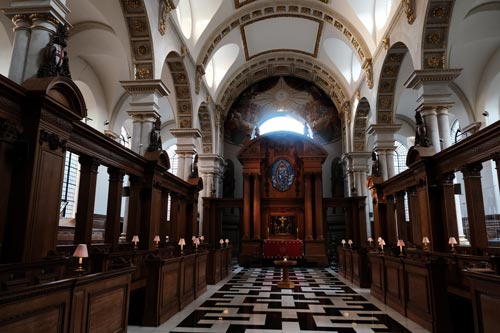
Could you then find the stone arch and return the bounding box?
[198,102,213,153]
[353,98,371,151]
[376,42,411,124]
[421,0,455,69]
[166,51,193,128]
[119,0,154,79]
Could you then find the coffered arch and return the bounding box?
[119,0,154,80]
[166,52,193,128]
[198,103,213,154]
[353,98,371,152]
[421,0,455,69]
[376,42,412,124]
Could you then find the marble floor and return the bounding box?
[128,266,431,333]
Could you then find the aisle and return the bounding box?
[129,266,430,333]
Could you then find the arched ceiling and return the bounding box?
[172,0,399,105]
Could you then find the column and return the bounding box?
[242,174,251,240]
[367,124,401,181]
[462,163,488,251]
[74,156,99,245]
[3,0,71,83]
[170,128,201,180]
[121,80,170,155]
[105,167,125,247]
[304,174,313,240]
[7,14,31,83]
[405,69,461,152]
[314,174,324,240]
[437,107,452,149]
[421,107,441,151]
[438,173,458,246]
[253,174,261,240]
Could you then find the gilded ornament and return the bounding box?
[136,66,151,79]
[433,6,447,18]
[133,20,144,32]
[428,32,441,44]
[382,37,390,50]
[402,0,415,24]
[427,56,440,68]
[159,0,172,36]
[128,0,140,9]
[138,45,148,55]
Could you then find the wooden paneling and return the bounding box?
[180,254,196,309]
[207,249,222,284]
[465,271,500,333]
[345,249,353,281]
[195,251,208,298]
[369,253,385,303]
[384,257,405,315]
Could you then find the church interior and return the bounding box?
[1,0,500,332]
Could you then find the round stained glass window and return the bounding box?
[271,158,294,192]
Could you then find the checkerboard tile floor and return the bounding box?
[129,267,430,333]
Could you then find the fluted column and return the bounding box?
[304,173,313,240]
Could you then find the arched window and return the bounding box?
[119,126,131,149]
[259,116,312,137]
[166,145,178,176]
[394,141,408,175]
[450,119,461,144]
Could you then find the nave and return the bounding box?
[129,266,430,333]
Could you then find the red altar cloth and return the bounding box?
[263,239,303,259]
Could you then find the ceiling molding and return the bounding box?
[196,2,372,71]
[233,0,328,10]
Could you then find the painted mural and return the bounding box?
[224,76,341,145]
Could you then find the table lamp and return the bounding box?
[73,244,88,275]
[225,238,229,247]
[178,238,186,253]
[368,237,373,247]
[194,237,200,250]
[132,235,139,250]
[153,235,160,248]
[341,239,346,247]
[448,237,457,252]
[422,236,430,250]
[348,239,353,248]
[397,239,405,256]
[219,238,224,248]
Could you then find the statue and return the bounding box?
[371,151,381,177]
[147,117,162,151]
[189,154,199,178]
[415,111,432,147]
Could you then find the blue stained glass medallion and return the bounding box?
[271,158,294,192]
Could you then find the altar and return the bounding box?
[263,239,303,259]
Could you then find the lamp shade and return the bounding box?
[73,244,88,258]
[132,235,139,243]
[341,239,346,244]
[348,239,353,245]
[178,238,186,246]
[153,235,160,242]
[367,237,373,242]
[397,240,405,247]
[422,236,430,244]
[200,235,205,241]
[448,237,458,245]
[192,235,196,241]
[225,238,229,244]
[219,239,224,244]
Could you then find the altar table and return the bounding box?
[263,239,303,259]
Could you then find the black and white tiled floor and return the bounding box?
[129,266,430,333]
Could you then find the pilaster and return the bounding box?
[170,128,202,180]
